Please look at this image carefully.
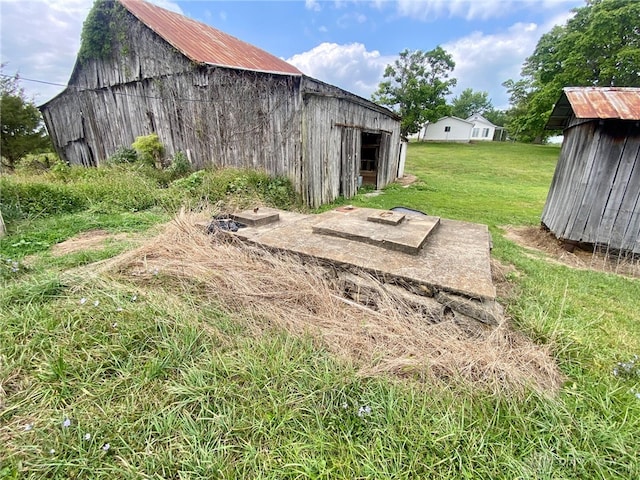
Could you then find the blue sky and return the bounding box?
[0,0,584,109]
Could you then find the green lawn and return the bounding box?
[1,143,639,478]
[342,141,559,226]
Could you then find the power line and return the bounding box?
[0,73,67,88]
[0,72,293,105]
[0,72,209,102]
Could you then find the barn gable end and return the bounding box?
[542,87,640,254]
[40,0,400,207]
[67,3,193,90]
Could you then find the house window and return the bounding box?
[472,128,479,137]
[482,128,490,138]
[444,126,451,132]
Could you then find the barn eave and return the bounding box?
[200,61,303,77]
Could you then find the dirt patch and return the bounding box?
[396,174,418,187]
[95,212,565,396]
[503,226,639,278]
[51,230,129,257]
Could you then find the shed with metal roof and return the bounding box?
[541,87,640,254]
[40,0,401,207]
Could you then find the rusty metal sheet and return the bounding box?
[120,0,302,76]
[565,87,640,120]
[546,87,640,129]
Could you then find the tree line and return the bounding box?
[372,0,640,142]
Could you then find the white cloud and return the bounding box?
[305,0,322,12]
[0,0,182,103]
[395,0,510,21]
[443,22,544,108]
[394,0,582,21]
[0,0,92,103]
[287,42,392,98]
[285,20,544,108]
[148,0,183,14]
[285,19,543,107]
[337,12,367,28]
[442,3,578,110]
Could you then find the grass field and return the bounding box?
[1,142,639,478]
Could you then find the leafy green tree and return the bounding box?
[372,47,456,136]
[450,88,492,119]
[504,0,640,143]
[1,70,51,170]
[483,108,508,127]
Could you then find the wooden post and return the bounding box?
[0,209,6,237]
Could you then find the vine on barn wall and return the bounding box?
[78,1,130,63]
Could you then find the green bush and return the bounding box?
[75,168,161,213]
[169,170,206,192]
[107,146,138,164]
[166,151,191,178]
[0,164,299,230]
[132,133,164,167]
[0,178,87,222]
[14,153,61,174]
[261,176,298,209]
[223,170,298,209]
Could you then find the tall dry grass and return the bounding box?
[100,211,565,395]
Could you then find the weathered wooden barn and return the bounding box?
[542,87,640,254]
[40,0,401,207]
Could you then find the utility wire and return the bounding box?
[0,72,294,104]
[0,73,68,88]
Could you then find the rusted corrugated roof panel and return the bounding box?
[546,87,640,129]
[119,0,302,76]
[566,87,640,119]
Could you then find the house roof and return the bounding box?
[546,87,640,130]
[119,0,302,76]
[466,114,496,127]
[431,116,474,125]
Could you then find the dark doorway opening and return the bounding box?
[360,131,381,187]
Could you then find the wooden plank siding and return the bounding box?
[300,78,401,206]
[43,68,303,177]
[40,2,401,208]
[542,119,640,253]
[340,128,360,199]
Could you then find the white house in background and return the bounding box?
[417,116,474,142]
[467,113,502,141]
[407,113,506,142]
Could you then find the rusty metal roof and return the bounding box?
[119,0,302,76]
[546,87,640,130]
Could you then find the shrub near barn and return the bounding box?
[0,71,51,171]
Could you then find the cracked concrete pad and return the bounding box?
[233,208,495,301]
[312,207,440,254]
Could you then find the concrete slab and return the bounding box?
[311,207,439,255]
[367,210,405,226]
[232,207,280,227]
[233,208,496,301]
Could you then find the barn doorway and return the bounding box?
[360,131,381,187]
